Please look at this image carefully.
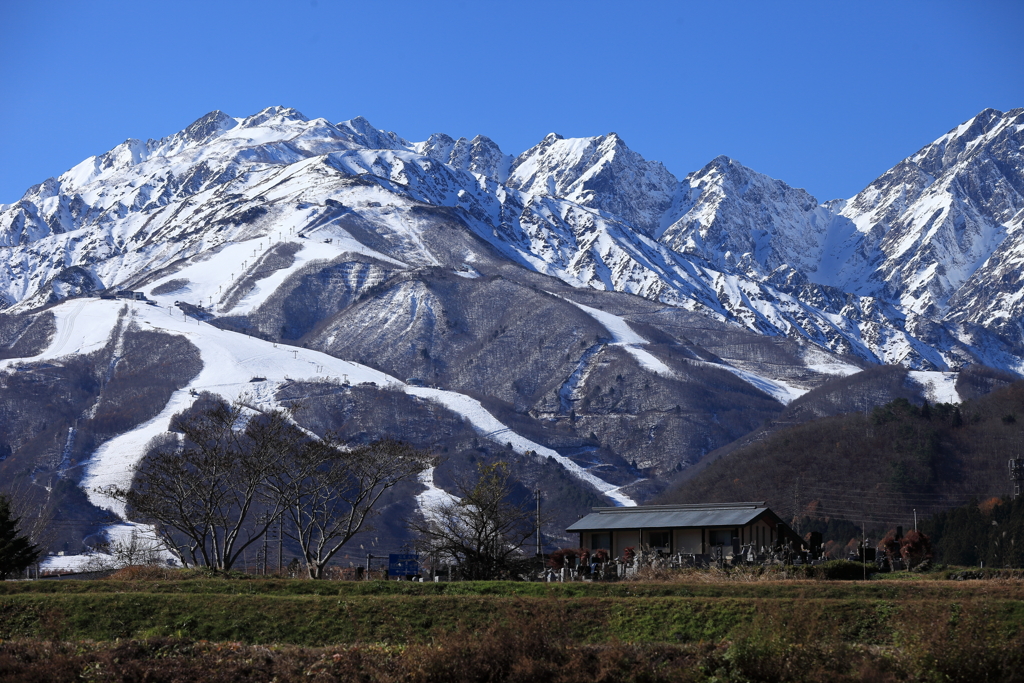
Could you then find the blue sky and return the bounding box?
[1,0,1021,204]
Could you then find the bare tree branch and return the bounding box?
[410,461,535,580]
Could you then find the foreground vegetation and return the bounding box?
[3,622,1023,683]
[1,571,1023,681]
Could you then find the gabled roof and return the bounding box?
[566,502,774,532]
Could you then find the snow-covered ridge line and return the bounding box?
[3,105,1023,377]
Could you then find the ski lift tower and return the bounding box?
[1010,458,1024,500]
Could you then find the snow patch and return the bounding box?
[406,386,636,506]
[908,371,961,404]
[561,298,675,377]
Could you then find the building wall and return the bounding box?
[615,530,639,559]
[674,529,702,554]
[582,531,613,552]
[572,513,788,560]
[743,519,776,550]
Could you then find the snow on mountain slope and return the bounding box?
[839,108,1024,316]
[658,156,835,279]
[3,105,1024,383]
[11,105,1024,564]
[415,133,512,182]
[14,298,639,518]
[507,132,678,236]
[908,371,961,404]
[562,297,676,376]
[405,386,635,507]
[563,296,807,404]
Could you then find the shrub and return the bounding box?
[803,560,871,581]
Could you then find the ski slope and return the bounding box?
[406,386,636,506]
[18,298,638,532]
[563,297,808,404]
[908,371,961,404]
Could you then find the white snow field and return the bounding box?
[563,297,808,405]
[414,466,460,525]
[20,296,637,569]
[406,386,636,507]
[41,522,174,573]
[908,371,961,404]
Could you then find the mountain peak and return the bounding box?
[507,131,677,234]
[412,132,510,181]
[662,155,825,277]
[182,110,237,143]
[239,106,309,129]
[336,116,409,151]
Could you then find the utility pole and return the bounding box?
[535,488,542,557]
[1009,458,1024,500]
[792,477,801,535]
[914,509,918,532]
[366,553,373,580]
[261,514,269,576]
[278,517,283,575]
[862,522,867,581]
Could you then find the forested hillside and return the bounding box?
[660,378,1024,542]
[922,496,1024,567]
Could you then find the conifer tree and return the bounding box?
[0,494,41,579]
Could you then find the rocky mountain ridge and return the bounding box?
[3,106,1021,373]
[3,104,1017,560]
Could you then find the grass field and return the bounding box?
[1,573,1023,681]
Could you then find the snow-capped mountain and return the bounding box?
[659,156,832,278]
[506,132,678,236]
[7,104,1020,558]
[837,108,1024,312]
[2,105,1022,375]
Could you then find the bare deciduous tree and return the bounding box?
[275,437,428,579]
[106,396,428,578]
[85,528,164,571]
[411,461,535,580]
[105,400,291,571]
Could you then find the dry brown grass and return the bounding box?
[103,565,184,581]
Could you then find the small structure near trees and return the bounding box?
[566,502,802,567]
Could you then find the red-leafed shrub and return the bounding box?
[877,531,901,569]
[547,548,580,569]
[900,530,932,570]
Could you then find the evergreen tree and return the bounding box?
[0,494,41,579]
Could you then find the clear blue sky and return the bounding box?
[1,0,1021,205]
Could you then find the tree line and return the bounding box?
[921,495,1024,567]
[105,395,543,580]
[105,396,429,579]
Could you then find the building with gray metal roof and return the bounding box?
[566,502,800,559]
